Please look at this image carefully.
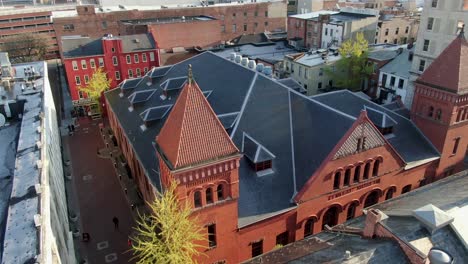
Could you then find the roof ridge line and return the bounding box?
[230,73,258,137]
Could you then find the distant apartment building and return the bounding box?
[377,46,415,107]
[321,10,379,48]
[53,1,287,56]
[375,14,420,45]
[282,49,343,95]
[61,33,160,114]
[296,0,324,14]
[0,5,75,60]
[288,8,378,49]
[366,43,401,96]
[407,0,468,108]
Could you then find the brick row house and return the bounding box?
[62,33,160,116]
[104,33,467,263]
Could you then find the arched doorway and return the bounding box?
[364,190,380,208]
[346,202,358,220]
[322,206,339,230]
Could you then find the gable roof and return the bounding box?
[105,52,441,228]
[417,32,468,94]
[156,67,239,169]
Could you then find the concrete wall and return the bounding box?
[41,61,76,264]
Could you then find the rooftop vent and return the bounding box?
[34,184,41,194]
[428,248,454,264]
[256,63,264,72]
[134,38,140,43]
[36,141,42,149]
[36,160,42,169]
[412,204,454,234]
[34,214,41,227]
[248,60,256,69]
[230,52,237,60]
[241,57,249,66]
[263,66,272,76]
[235,55,242,63]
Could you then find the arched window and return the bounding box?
[385,188,394,200]
[435,109,442,120]
[347,203,357,220]
[363,162,371,180]
[372,159,380,177]
[333,171,341,190]
[456,109,462,122]
[344,168,351,186]
[322,206,339,230]
[354,165,361,183]
[428,106,434,117]
[364,191,380,208]
[206,188,213,204]
[304,218,315,238]
[216,184,224,201]
[194,191,202,208]
[402,184,412,194]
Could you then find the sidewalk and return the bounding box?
[67,119,136,264]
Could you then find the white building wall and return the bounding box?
[378,70,410,108]
[322,23,343,48]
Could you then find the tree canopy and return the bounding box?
[77,68,112,102]
[1,33,47,63]
[130,181,206,264]
[325,32,374,91]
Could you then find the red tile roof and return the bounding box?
[156,66,239,169]
[417,33,468,94]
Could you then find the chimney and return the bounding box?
[363,209,388,238]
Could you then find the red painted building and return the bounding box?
[62,33,159,115]
[104,33,467,263]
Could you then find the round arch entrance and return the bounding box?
[364,190,380,208]
[322,206,340,230]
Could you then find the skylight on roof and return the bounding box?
[121,77,143,90]
[128,89,156,104]
[150,66,172,78]
[139,105,172,122]
[160,77,187,91]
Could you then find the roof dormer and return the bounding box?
[364,106,397,136]
[242,133,275,176]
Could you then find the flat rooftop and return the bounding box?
[214,41,297,64]
[0,61,47,263]
[121,15,216,25]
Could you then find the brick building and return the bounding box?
[0,5,76,60]
[61,33,159,115]
[375,14,420,45]
[288,9,378,50]
[104,36,468,261]
[52,1,287,55]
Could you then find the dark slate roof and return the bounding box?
[62,34,155,58]
[62,37,103,58]
[231,33,270,45]
[365,106,398,128]
[313,90,440,167]
[119,34,156,53]
[106,52,441,227]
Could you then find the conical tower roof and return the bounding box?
[417,26,468,94]
[156,65,239,169]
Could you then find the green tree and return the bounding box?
[325,32,374,91]
[77,68,111,114]
[1,33,47,63]
[131,181,206,264]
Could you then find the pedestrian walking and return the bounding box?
[112,216,119,230]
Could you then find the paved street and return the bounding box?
[67,119,136,264]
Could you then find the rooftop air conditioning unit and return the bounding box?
[134,39,140,43]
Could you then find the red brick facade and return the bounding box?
[53,2,286,55]
[104,35,468,263]
[62,35,160,105]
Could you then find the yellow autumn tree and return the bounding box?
[77,68,112,112]
[325,32,374,91]
[130,181,206,264]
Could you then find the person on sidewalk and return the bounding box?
[112,216,119,230]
